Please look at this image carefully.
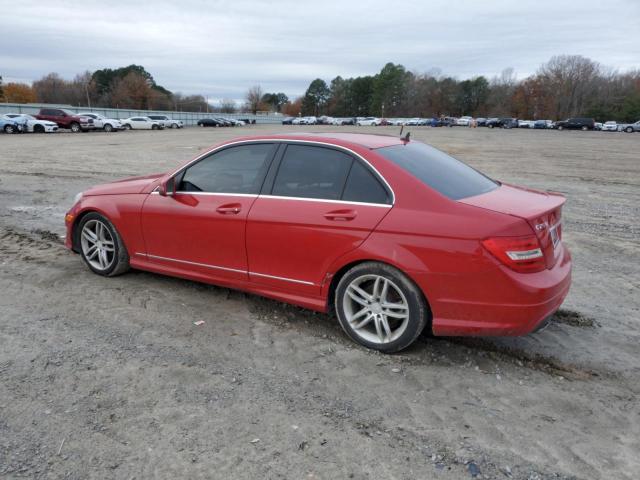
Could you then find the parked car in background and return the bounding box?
[148,115,183,129]
[35,108,94,132]
[456,116,473,126]
[0,116,23,134]
[81,113,123,132]
[487,118,518,129]
[197,118,225,127]
[618,120,640,133]
[518,120,535,128]
[555,118,595,131]
[533,120,548,129]
[3,113,58,133]
[357,117,381,126]
[405,118,421,126]
[341,118,356,125]
[64,133,571,353]
[601,121,618,132]
[120,117,163,130]
[282,117,295,125]
[475,118,487,127]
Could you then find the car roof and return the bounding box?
[231,132,405,149]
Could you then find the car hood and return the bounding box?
[84,173,165,196]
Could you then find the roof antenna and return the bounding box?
[402,131,411,143]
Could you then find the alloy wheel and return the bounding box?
[342,274,410,344]
[80,219,116,271]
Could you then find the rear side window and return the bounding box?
[377,142,497,200]
[272,145,352,200]
[179,143,275,194]
[342,161,390,204]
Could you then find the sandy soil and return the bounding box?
[0,125,638,479]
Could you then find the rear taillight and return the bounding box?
[482,235,546,273]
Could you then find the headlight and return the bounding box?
[73,192,83,204]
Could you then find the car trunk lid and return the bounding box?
[460,183,565,269]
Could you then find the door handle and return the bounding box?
[323,209,357,221]
[216,203,242,214]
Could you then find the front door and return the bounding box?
[141,142,277,282]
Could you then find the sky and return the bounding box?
[2,0,639,104]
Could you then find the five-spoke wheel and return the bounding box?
[77,213,129,276]
[335,262,428,352]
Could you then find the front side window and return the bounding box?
[179,143,275,194]
[272,145,352,200]
[377,142,497,200]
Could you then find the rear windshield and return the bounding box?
[376,142,498,200]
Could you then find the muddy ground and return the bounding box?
[0,125,638,479]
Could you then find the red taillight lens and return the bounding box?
[482,235,546,273]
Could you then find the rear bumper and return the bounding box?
[422,244,572,337]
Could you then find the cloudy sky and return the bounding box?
[2,0,638,102]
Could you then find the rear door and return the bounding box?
[141,142,277,282]
[246,143,392,295]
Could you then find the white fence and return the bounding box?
[0,103,284,126]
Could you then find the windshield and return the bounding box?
[376,142,498,200]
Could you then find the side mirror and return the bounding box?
[158,177,175,197]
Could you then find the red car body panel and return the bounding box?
[65,133,572,337]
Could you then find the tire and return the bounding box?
[171,123,178,129]
[488,124,494,129]
[77,212,129,277]
[625,127,633,133]
[334,262,429,353]
[581,125,588,131]
[34,124,45,133]
[152,124,158,130]
[4,124,16,134]
[70,122,81,133]
[103,123,113,132]
[557,125,564,131]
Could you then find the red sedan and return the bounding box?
[64,133,571,352]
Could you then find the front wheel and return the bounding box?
[557,125,564,131]
[4,124,16,134]
[70,122,81,133]
[104,124,113,132]
[152,124,159,130]
[77,213,129,276]
[625,127,633,133]
[335,262,429,353]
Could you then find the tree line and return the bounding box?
[0,65,230,113]
[292,55,640,122]
[2,55,638,121]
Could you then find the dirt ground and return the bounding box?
[0,125,638,480]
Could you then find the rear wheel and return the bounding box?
[124,124,132,130]
[557,125,564,131]
[70,122,81,133]
[335,262,428,353]
[4,124,16,134]
[78,213,129,277]
[625,126,633,133]
[581,125,588,131]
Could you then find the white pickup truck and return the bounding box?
[147,115,184,129]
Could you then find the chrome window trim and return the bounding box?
[166,138,396,205]
[134,252,315,286]
[257,194,392,208]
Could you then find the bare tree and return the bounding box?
[245,85,263,114]
[220,98,237,113]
